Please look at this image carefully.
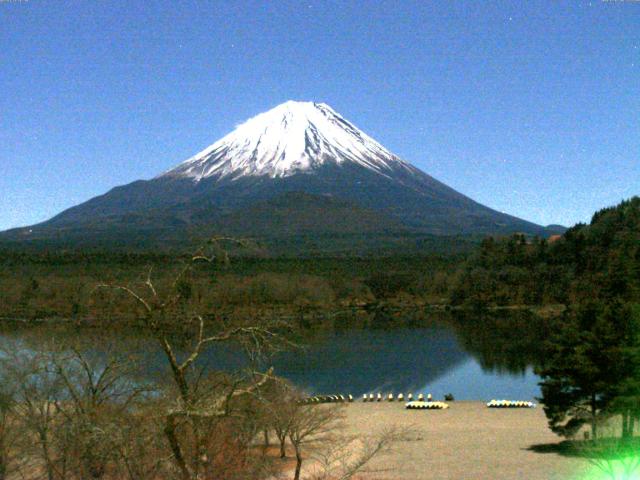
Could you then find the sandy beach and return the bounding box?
[339,401,590,480]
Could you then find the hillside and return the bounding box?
[451,196,640,307]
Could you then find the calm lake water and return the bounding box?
[269,326,541,400]
[0,311,546,401]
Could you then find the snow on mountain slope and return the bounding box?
[162,101,412,181]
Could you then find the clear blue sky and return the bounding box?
[1,0,639,231]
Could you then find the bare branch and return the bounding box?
[93,283,152,314]
[145,266,158,299]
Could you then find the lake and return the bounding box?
[0,310,548,401]
[268,325,541,400]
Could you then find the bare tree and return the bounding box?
[48,348,154,480]
[287,404,345,480]
[2,346,64,480]
[0,381,17,480]
[110,406,171,480]
[0,339,163,480]
[268,387,412,480]
[259,379,299,458]
[308,426,411,480]
[94,238,295,480]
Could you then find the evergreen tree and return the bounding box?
[536,301,640,439]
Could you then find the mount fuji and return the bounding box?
[1,101,559,252]
[162,101,412,181]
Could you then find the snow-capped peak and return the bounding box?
[162,101,410,181]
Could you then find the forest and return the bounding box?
[0,251,464,324]
[451,196,640,308]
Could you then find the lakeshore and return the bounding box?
[337,401,589,480]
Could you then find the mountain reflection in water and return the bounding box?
[0,311,550,400]
[271,327,468,395]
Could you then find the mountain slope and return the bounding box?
[1,101,556,252]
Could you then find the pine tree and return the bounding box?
[536,301,640,439]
